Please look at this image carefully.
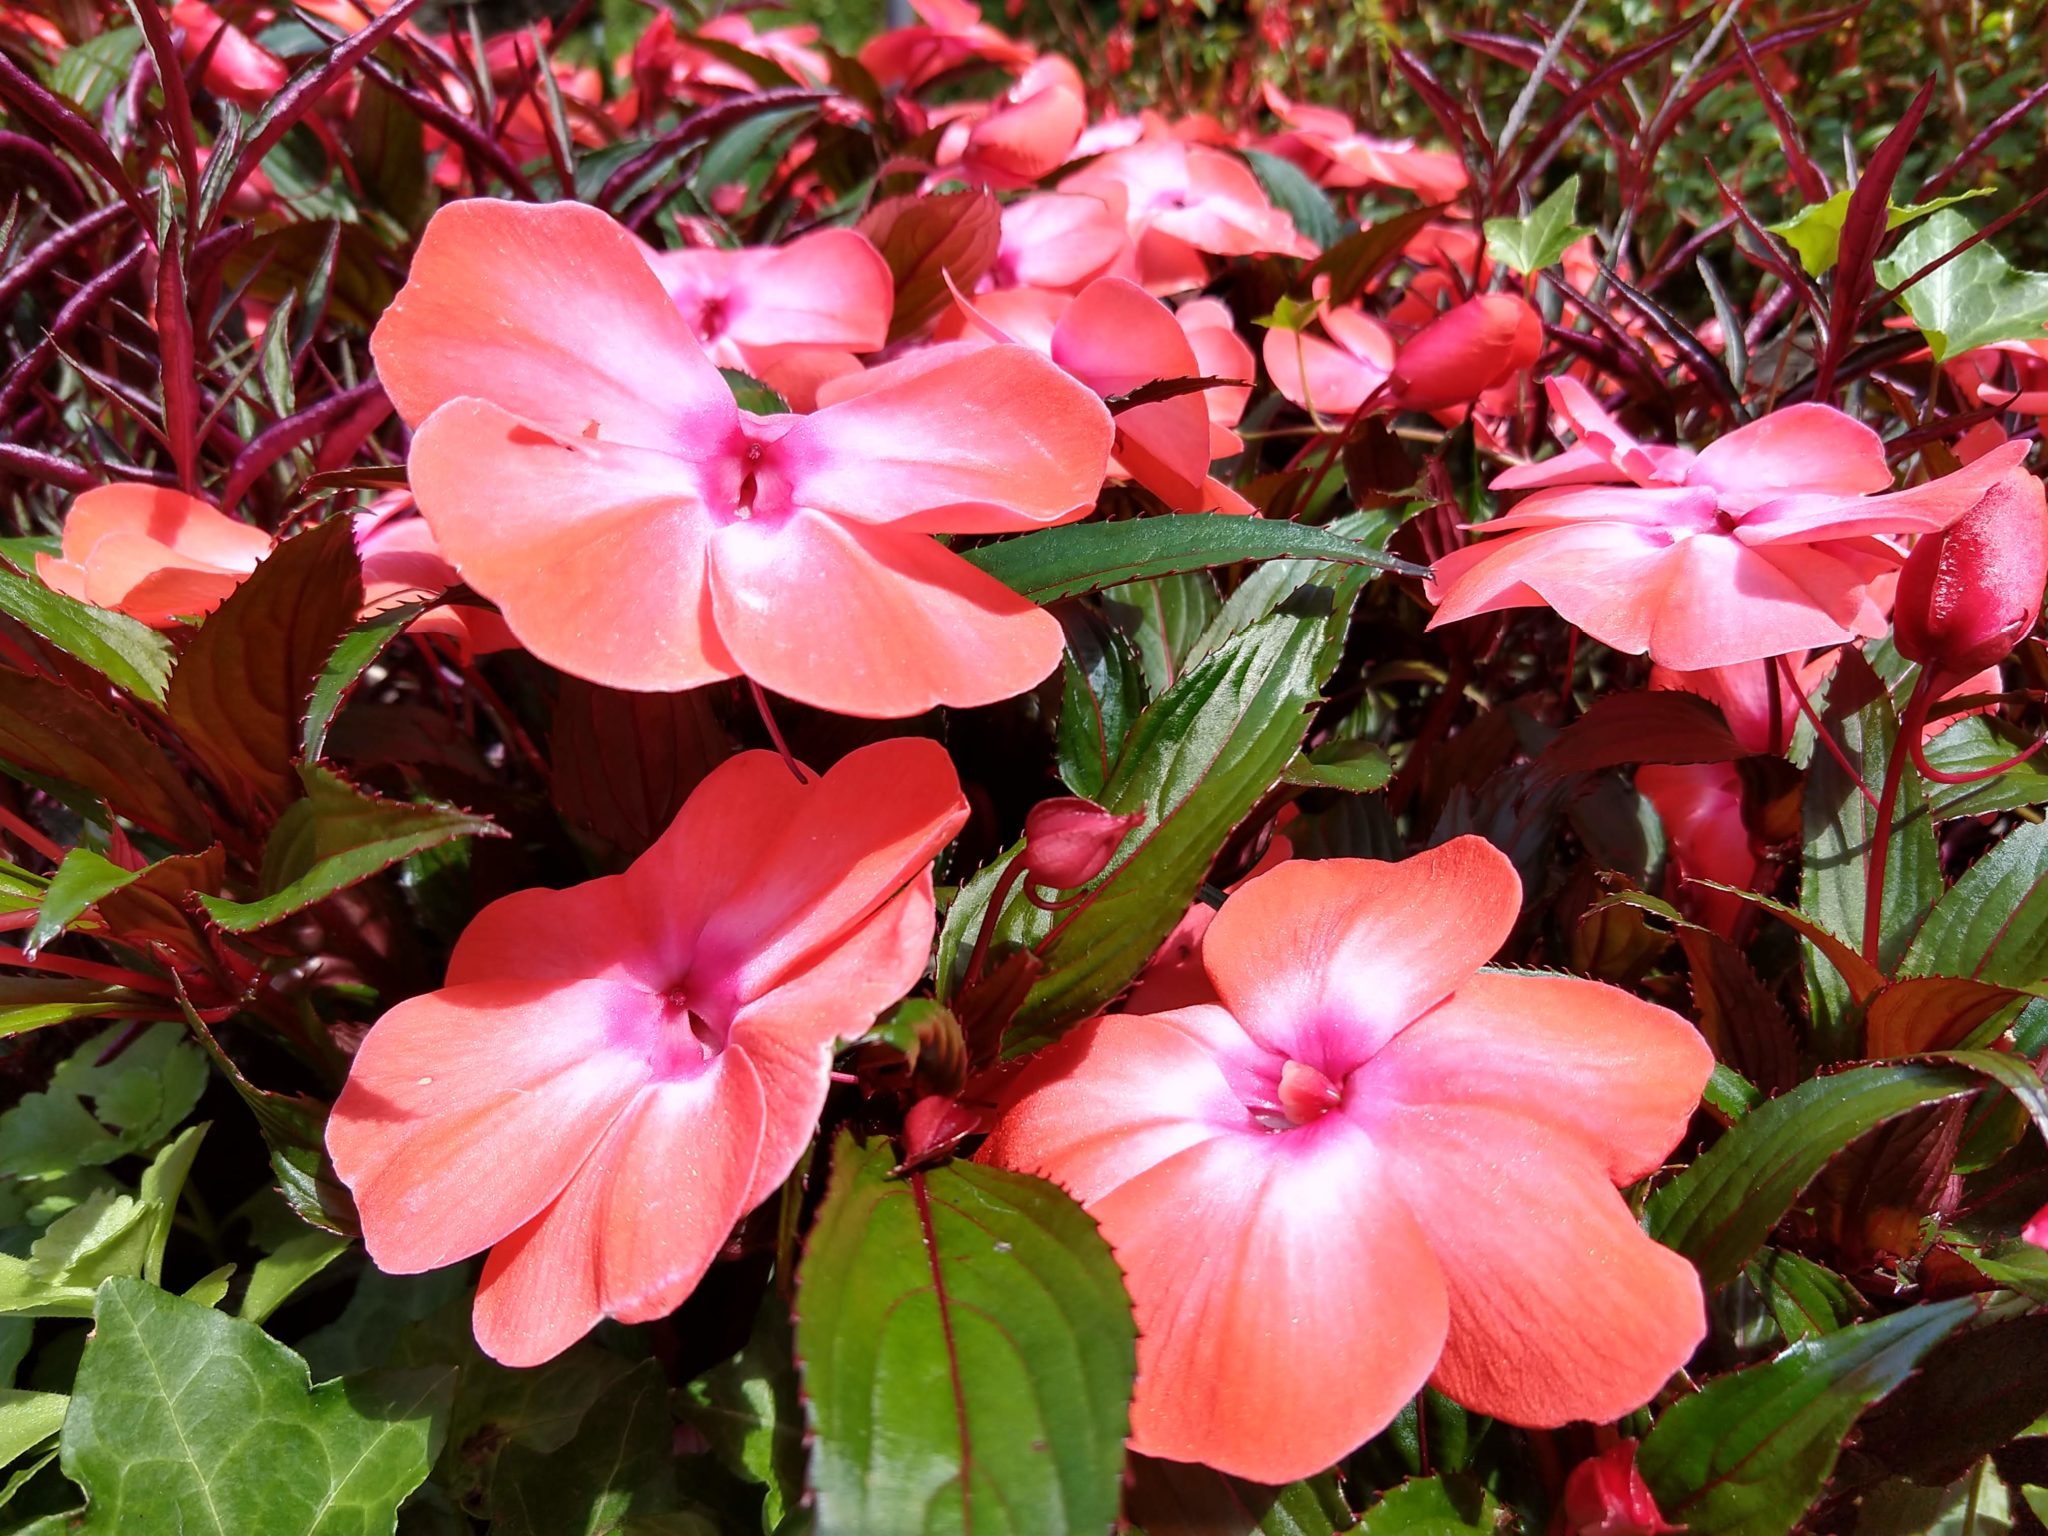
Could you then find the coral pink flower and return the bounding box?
[328,739,969,1366]
[354,497,518,659]
[983,838,1711,1482]
[937,277,1247,512]
[1429,376,2039,669]
[944,56,1087,188]
[640,227,893,408]
[992,193,1131,292]
[859,0,1035,90]
[1062,141,1317,294]
[371,199,1112,716]
[1257,82,1468,203]
[38,485,271,627]
[172,0,287,105]
[1176,297,1255,452]
[1390,294,1544,412]
[1264,305,1396,417]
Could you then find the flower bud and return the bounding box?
[1021,797,1142,889]
[1895,473,2048,691]
[1388,294,1543,413]
[901,1095,984,1166]
[1557,1441,1677,1536]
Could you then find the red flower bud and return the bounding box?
[902,1095,984,1164]
[1895,473,2048,691]
[1021,797,1142,889]
[1557,1441,1678,1536]
[1388,294,1543,413]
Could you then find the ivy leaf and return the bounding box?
[198,764,500,933]
[1768,188,1990,277]
[1874,208,2048,360]
[1904,817,2048,984]
[0,564,173,704]
[164,516,363,818]
[1637,1300,1974,1536]
[1483,174,1591,275]
[238,1230,351,1326]
[961,514,1418,607]
[0,1023,207,1180]
[1241,148,1340,250]
[940,559,1376,1055]
[489,1359,680,1535]
[0,1389,66,1472]
[1644,1061,1984,1285]
[795,1133,1136,1536]
[54,1278,452,1534]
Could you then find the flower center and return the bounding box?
[647,988,726,1079]
[1254,1059,1343,1129]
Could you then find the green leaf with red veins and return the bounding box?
[795,1133,1135,1536]
[1637,1301,1974,1536]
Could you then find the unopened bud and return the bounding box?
[901,1095,984,1166]
[1557,1441,1678,1536]
[1021,797,1142,889]
[1895,473,2048,691]
[1388,294,1543,413]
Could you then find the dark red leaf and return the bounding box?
[1540,690,1750,776]
[859,189,1002,341]
[0,671,211,846]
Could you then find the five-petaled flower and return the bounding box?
[370,198,1114,718]
[982,837,1712,1483]
[327,739,969,1365]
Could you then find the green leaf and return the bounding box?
[682,1299,806,1532]
[959,515,1417,606]
[239,1230,351,1326]
[489,1359,679,1535]
[1768,188,1991,277]
[0,1023,206,1180]
[1854,1311,2048,1488]
[164,516,362,817]
[940,560,1374,1055]
[1355,1477,1498,1532]
[1126,1456,1357,1534]
[1637,1300,1975,1536]
[56,1278,452,1534]
[24,848,134,958]
[1923,715,2048,819]
[1242,148,1341,250]
[50,27,140,112]
[199,764,499,932]
[1905,817,2048,984]
[0,977,137,1040]
[1282,741,1393,794]
[1482,174,1591,275]
[1105,570,1223,695]
[0,1126,204,1317]
[717,368,791,416]
[795,1133,1136,1536]
[1874,208,2048,360]
[301,600,429,760]
[1744,1248,1865,1343]
[1644,1061,1983,1286]
[0,565,173,704]
[1800,654,1938,1055]
[1056,613,1147,801]
[0,1386,65,1470]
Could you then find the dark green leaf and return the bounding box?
[796,1134,1136,1536]
[0,565,173,704]
[1126,1456,1356,1535]
[1875,209,2048,359]
[683,1299,806,1532]
[1354,1476,1500,1532]
[1855,1311,2048,1486]
[301,601,426,760]
[489,1359,679,1535]
[198,764,499,932]
[1645,1061,1983,1286]
[24,848,135,958]
[57,1278,452,1533]
[1924,715,2048,820]
[49,27,141,112]
[941,560,1373,1055]
[1105,570,1222,695]
[0,977,138,1041]
[1744,1248,1866,1343]
[1637,1301,1974,1536]
[960,515,1418,606]
[1056,611,1147,801]
[1482,174,1591,274]
[1282,742,1394,794]
[1241,148,1341,250]
[165,516,362,818]
[1905,818,2048,985]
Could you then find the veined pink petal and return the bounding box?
[1683,403,1891,501]
[708,507,1066,715]
[472,1051,766,1366]
[78,544,250,626]
[772,345,1111,533]
[964,67,1086,185]
[61,484,272,570]
[406,399,738,692]
[1369,1101,1706,1426]
[1363,971,1712,1184]
[1199,841,1521,1070]
[1737,441,2034,544]
[1261,325,1389,417]
[326,979,655,1274]
[1053,278,1211,509]
[996,193,1129,290]
[1427,522,1682,653]
[1177,297,1254,429]
[1085,1124,1447,1482]
[1476,484,1719,533]
[1642,535,1888,670]
[370,199,737,451]
[1490,442,1632,491]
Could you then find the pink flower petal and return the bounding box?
[725,228,894,353]
[773,344,1112,534]
[1363,971,1712,1184]
[1261,325,1388,417]
[1684,403,1891,500]
[1738,441,2034,544]
[406,399,738,692]
[707,506,1066,715]
[1370,1102,1705,1426]
[370,199,737,451]
[1199,840,1521,1069]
